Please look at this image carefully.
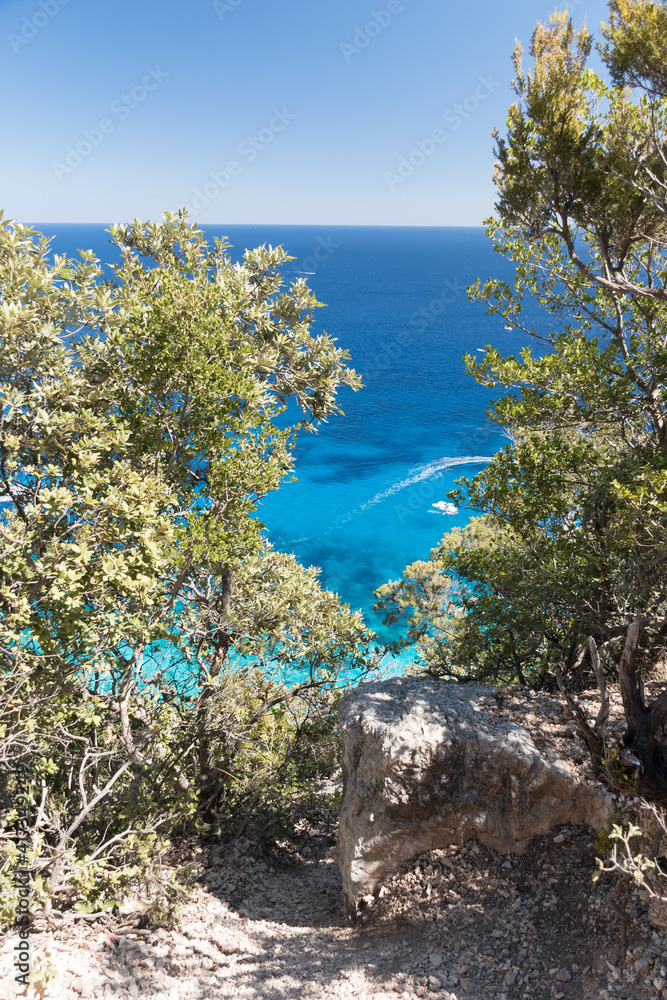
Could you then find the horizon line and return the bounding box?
[26,220,490,229]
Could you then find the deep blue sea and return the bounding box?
[37,223,528,664]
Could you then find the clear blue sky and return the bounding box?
[0,0,610,225]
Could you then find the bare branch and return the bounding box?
[589,636,610,739]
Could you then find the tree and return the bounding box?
[0,211,373,920]
[377,1,667,799]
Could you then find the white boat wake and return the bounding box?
[358,455,494,512]
[274,455,494,544]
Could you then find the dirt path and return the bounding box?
[2,825,665,1000]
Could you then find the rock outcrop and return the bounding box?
[335,676,614,912]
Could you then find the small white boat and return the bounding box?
[432,501,458,515]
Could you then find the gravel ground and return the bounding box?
[2,682,667,1000]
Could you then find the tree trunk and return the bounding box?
[197,569,233,818]
[559,628,667,802]
[618,621,667,800]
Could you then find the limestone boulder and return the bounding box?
[335,676,613,912]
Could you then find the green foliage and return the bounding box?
[601,0,667,93]
[600,745,641,792]
[0,210,373,923]
[203,668,345,842]
[374,548,464,677]
[593,812,652,888]
[593,823,617,860]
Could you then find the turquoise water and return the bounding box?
[38,223,526,658]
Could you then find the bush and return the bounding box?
[595,800,667,931]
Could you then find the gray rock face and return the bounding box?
[335,676,613,911]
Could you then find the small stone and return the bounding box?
[555,968,572,982]
[429,975,442,989]
[429,952,443,968]
[504,970,518,986]
[491,929,504,938]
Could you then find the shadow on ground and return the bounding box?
[160,825,653,1000]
